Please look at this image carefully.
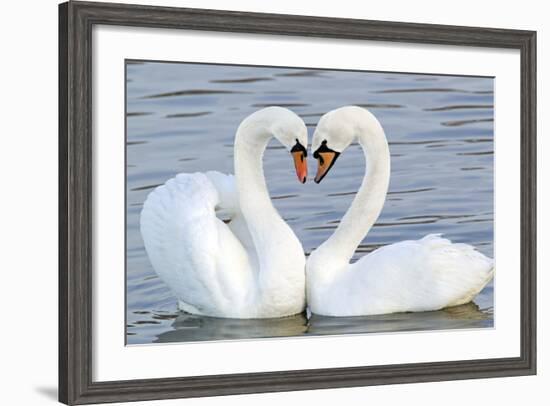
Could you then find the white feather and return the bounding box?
[309,234,494,316]
[140,172,255,317]
[140,108,308,318]
[307,106,494,317]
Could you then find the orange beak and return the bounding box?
[292,150,307,184]
[314,151,340,183]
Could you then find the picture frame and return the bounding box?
[59,1,536,404]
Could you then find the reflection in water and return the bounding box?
[154,302,491,344]
[126,62,494,344]
[308,302,492,336]
[155,312,308,343]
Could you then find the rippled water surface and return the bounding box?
[126,61,494,345]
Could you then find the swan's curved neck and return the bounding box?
[233,114,301,299]
[234,119,278,230]
[320,116,391,264]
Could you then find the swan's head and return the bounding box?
[311,106,369,183]
[265,107,309,184]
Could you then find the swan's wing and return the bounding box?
[335,234,494,315]
[205,171,255,258]
[204,171,238,219]
[417,234,494,307]
[140,172,254,316]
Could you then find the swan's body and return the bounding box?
[141,107,307,318]
[307,106,494,317]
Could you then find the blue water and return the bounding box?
[126,61,494,344]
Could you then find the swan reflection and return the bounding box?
[307,302,492,336]
[154,302,491,343]
[155,312,308,343]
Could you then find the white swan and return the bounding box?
[306,106,494,317]
[140,107,309,319]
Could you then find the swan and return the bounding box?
[306,106,494,317]
[140,107,309,319]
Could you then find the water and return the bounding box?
[126,61,494,345]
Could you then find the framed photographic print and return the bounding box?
[59,1,536,404]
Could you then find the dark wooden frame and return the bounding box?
[59,1,537,404]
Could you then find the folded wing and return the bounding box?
[324,234,494,316]
[140,172,255,317]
